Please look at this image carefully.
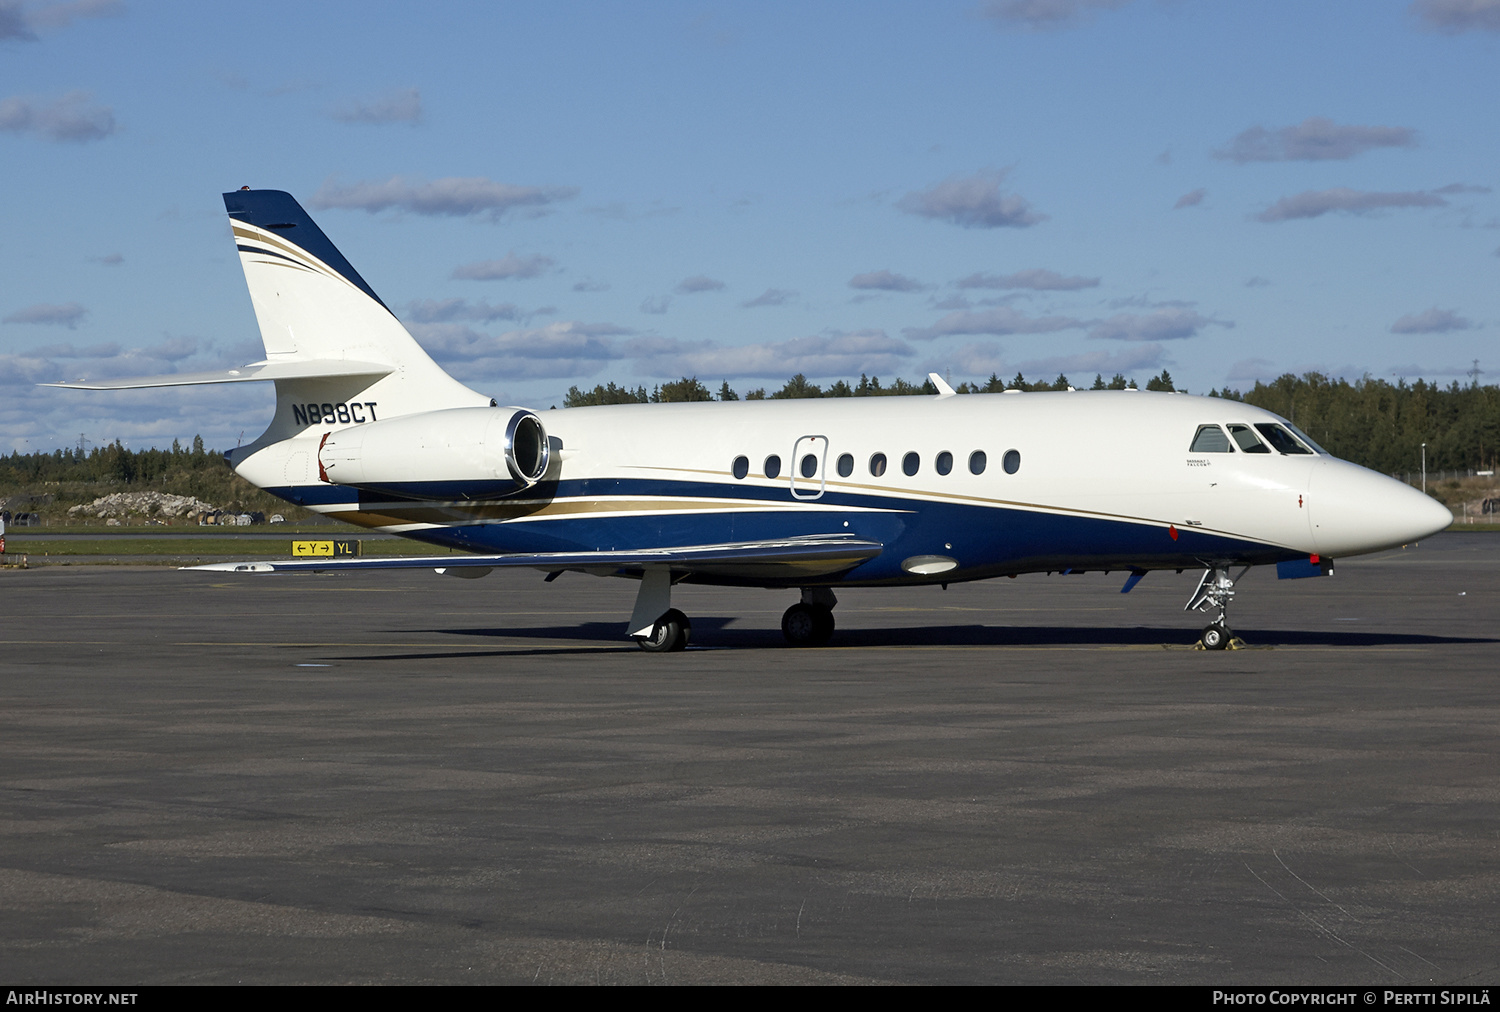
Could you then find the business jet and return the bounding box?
[50,188,1453,652]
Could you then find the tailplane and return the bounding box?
[48,188,489,439]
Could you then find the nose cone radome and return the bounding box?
[1311,462,1454,557]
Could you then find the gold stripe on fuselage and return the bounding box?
[319,494,897,530]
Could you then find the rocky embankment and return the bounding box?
[67,491,218,520]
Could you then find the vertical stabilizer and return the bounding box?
[223,188,489,440]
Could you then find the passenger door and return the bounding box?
[790,435,829,500]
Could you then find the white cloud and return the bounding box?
[28,340,119,358]
[675,275,725,294]
[940,341,1009,377]
[1411,0,1500,34]
[0,2,34,39]
[897,171,1046,229]
[312,175,578,221]
[955,268,1098,291]
[640,295,671,315]
[136,336,199,361]
[1255,187,1447,222]
[1390,307,1475,333]
[904,306,1085,341]
[740,288,797,308]
[1088,308,1227,341]
[451,253,556,280]
[1173,188,1207,210]
[979,0,1133,31]
[410,320,632,364]
[849,270,926,292]
[931,342,1169,385]
[0,0,120,40]
[1215,117,1417,163]
[632,329,914,380]
[1225,358,1279,383]
[331,88,422,125]
[1017,344,1168,377]
[402,299,548,324]
[0,90,115,142]
[3,302,87,328]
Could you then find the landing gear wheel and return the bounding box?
[1200,623,1230,651]
[636,609,691,652]
[782,603,835,646]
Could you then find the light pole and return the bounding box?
[1421,442,1427,494]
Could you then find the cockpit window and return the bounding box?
[1227,424,1270,453]
[1189,425,1233,452]
[1283,422,1326,455]
[1254,423,1314,455]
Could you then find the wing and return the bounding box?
[185,533,884,581]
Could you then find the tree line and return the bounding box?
[0,436,294,517]
[1,436,215,487]
[563,370,1169,408]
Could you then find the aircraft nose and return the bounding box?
[1310,462,1454,556]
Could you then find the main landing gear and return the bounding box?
[782,587,837,646]
[628,568,690,652]
[624,571,840,651]
[1185,564,1249,650]
[636,608,691,653]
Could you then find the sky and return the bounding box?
[2,0,1498,453]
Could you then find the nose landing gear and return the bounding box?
[1186,564,1249,650]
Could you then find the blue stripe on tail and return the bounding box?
[222,189,391,313]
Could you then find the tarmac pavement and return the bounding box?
[1,533,1497,984]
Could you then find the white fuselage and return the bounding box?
[230,390,1451,586]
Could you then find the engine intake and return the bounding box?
[504,410,549,483]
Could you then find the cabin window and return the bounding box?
[764,454,782,478]
[1189,425,1233,453]
[969,450,987,475]
[1227,424,1270,454]
[836,453,854,477]
[800,453,818,478]
[869,453,887,477]
[1003,449,1021,474]
[935,451,953,475]
[732,455,749,479]
[902,452,920,476]
[1255,423,1314,455]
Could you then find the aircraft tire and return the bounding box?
[636,609,691,652]
[1201,623,1230,651]
[782,603,835,646]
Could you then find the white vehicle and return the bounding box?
[53,189,1452,651]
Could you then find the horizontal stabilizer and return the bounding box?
[42,359,393,390]
[185,534,884,579]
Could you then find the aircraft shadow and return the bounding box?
[330,621,1497,656]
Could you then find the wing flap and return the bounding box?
[185,534,884,578]
[43,359,393,390]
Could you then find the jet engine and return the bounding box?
[317,406,551,497]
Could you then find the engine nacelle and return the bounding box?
[318,406,550,498]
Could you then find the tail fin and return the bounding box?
[224,188,488,435]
